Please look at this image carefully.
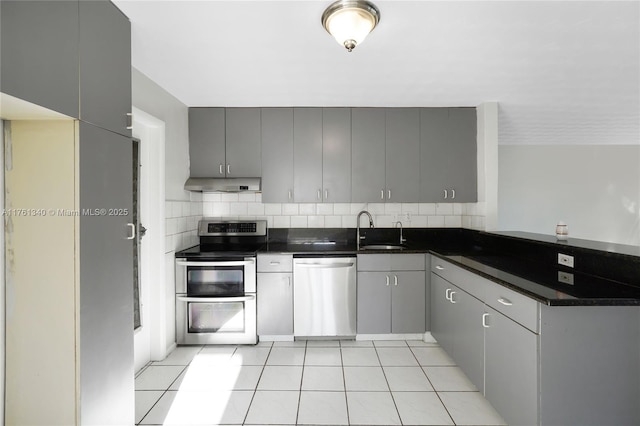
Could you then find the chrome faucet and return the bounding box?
[356,210,374,250]
[394,221,407,245]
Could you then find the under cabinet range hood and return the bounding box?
[184,177,261,193]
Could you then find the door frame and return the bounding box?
[132,107,166,372]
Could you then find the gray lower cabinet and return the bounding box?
[1,0,79,118]
[257,273,293,335]
[79,0,132,137]
[484,306,538,426]
[357,254,426,334]
[257,254,294,336]
[432,257,640,426]
[385,108,420,202]
[225,108,261,177]
[420,108,477,202]
[351,108,386,202]
[261,108,294,202]
[189,108,226,177]
[430,274,484,392]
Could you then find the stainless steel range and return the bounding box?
[175,219,267,345]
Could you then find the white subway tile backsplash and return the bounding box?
[273,216,291,228]
[368,203,385,215]
[384,203,402,214]
[255,193,262,203]
[247,202,265,216]
[229,202,248,216]
[308,216,325,228]
[419,203,436,215]
[376,215,394,228]
[220,193,239,202]
[342,215,357,228]
[324,216,342,228]
[238,193,256,202]
[350,203,368,215]
[411,215,428,227]
[435,203,454,215]
[333,204,350,215]
[189,191,203,202]
[317,203,334,215]
[462,216,472,228]
[203,202,214,217]
[203,193,221,202]
[452,203,463,215]
[299,203,316,215]
[291,216,308,228]
[282,203,299,215]
[212,202,230,216]
[445,216,462,228]
[428,215,446,227]
[401,203,420,214]
[264,203,283,215]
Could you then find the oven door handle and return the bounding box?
[176,295,256,303]
[176,260,255,267]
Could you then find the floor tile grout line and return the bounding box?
[339,344,351,425]
[294,340,308,425]
[409,344,457,425]
[241,343,272,425]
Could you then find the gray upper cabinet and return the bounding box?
[421,108,477,202]
[322,108,351,202]
[1,0,79,118]
[79,0,131,137]
[188,108,261,178]
[385,108,421,202]
[189,108,226,177]
[261,108,294,203]
[293,108,323,202]
[225,108,261,177]
[352,108,386,203]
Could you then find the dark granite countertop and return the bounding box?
[259,227,640,307]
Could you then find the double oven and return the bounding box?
[175,220,266,345]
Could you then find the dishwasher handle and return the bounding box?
[296,262,355,269]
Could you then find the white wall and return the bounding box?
[499,144,640,246]
[0,120,5,423]
[132,68,202,359]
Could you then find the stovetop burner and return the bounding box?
[176,219,268,258]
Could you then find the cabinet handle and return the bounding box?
[445,288,452,300]
[126,223,136,240]
[288,190,292,200]
[451,189,456,199]
[381,190,384,200]
[287,276,291,287]
[227,164,231,175]
[317,190,321,200]
[126,112,133,130]
[444,189,448,199]
[450,291,457,303]
[394,275,398,286]
[435,265,444,271]
[325,189,328,200]
[219,164,224,175]
[385,276,390,286]
[482,313,490,328]
[388,189,391,200]
[498,297,513,306]
[269,261,280,266]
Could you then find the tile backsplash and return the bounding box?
[165,193,203,252]
[202,193,486,231]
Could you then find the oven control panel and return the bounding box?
[199,219,267,236]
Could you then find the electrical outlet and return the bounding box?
[558,253,574,268]
[558,271,575,285]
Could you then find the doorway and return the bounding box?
[132,108,166,372]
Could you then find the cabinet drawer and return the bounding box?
[485,282,539,333]
[357,254,391,271]
[391,254,425,270]
[431,257,488,300]
[257,254,293,272]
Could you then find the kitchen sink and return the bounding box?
[359,244,407,251]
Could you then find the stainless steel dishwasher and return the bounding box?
[293,257,357,337]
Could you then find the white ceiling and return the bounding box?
[114,1,639,145]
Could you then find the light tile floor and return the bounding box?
[135,340,506,426]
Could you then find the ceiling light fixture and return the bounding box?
[321,0,381,52]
